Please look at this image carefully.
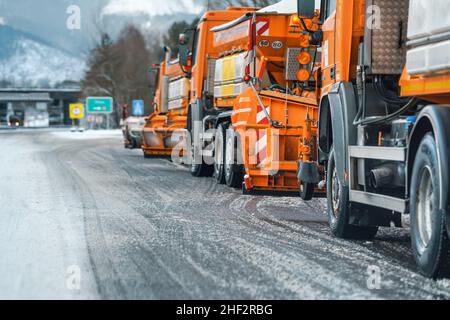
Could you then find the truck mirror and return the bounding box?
[179,44,190,67]
[297,0,315,18]
[149,71,157,88]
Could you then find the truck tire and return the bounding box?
[213,123,226,184]
[131,138,138,149]
[224,125,243,188]
[189,139,213,177]
[410,133,450,279]
[327,147,378,240]
[300,181,314,201]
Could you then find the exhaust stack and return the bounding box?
[160,46,172,114]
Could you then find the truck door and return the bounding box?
[321,0,337,94]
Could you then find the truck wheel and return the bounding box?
[300,181,314,201]
[224,126,243,188]
[131,138,137,149]
[213,123,226,184]
[410,133,450,279]
[327,147,378,240]
[189,139,213,177]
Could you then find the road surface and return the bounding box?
[1,129,450,300]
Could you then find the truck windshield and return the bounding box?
[327,0,336,18]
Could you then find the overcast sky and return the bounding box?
[102,0,204,16]
[0,0,206,54]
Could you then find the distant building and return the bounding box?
[0,91,51,127]
[0,87,81,127]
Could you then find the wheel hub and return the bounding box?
[331,167,341,218]
[215,132,223,173]
[416,166,435,250]
[189,142,198,170]
[225,133,233,178]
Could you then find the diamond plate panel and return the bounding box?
[365,0,410,75]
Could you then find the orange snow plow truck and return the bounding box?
[141,50,188,157]
[295,0,450,278]
[178,1,323,198]
[141,8,257,158]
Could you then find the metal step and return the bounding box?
[349,190,408,213]
[349,146,406,161]
[348,146,408,213]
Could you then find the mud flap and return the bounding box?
[297,161,320,184]
[325,82,359,187]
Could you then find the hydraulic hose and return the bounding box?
[359,97,418,126]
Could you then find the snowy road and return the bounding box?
[1,129,450,299]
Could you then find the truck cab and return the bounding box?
[300,0,450,278]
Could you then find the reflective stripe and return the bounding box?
[232,108,252,116]
[256,19,269,36]
[254,133,267,152]
[239,97,251,103]
[256,107,270,124]
[232,121,248,127]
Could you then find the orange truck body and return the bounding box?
[310,0,450,278]
[400,65,450,105]
[142,60,188,156]
[211,10,322,193]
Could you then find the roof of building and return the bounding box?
[0,92,52,102]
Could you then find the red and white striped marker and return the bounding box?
[255,105,270,168]
[256,18,270,36]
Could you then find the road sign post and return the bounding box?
[69,103,85,119]
[132,100,144,117]
[86,97,113,114]
[86,97,113,129]
[69,103,85,132]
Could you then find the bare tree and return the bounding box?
[82,26,154,127]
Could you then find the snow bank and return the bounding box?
[51,129,123,140]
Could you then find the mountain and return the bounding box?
[0,25,86,88]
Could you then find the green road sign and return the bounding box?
[86,97,113,114]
